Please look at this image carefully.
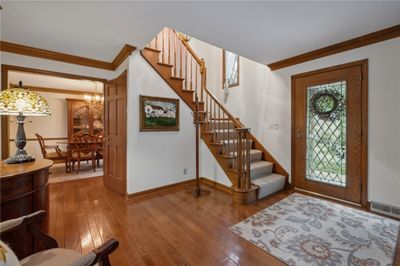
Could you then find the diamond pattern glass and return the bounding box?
[306,81,346,187]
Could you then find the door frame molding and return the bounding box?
[291,59,368,207]
[1,64,106,159]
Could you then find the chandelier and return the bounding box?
[84,82,103,108]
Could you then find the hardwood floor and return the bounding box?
[48,177,400,266]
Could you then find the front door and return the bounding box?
[292,60,367,206]
[103,71,127,195]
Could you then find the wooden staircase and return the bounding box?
[141,28,288,204]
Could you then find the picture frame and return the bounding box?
[139,95,180,132]
[222,49,240,88]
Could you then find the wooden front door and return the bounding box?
[292,60,368,206]
[104,71,127,195]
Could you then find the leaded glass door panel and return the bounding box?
[293,61,367,205]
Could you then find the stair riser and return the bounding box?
[251,164,273,179]
[256,176,286,199]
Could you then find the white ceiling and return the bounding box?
[9,71,103,92]
[1,1,400,65]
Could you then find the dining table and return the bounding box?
[56,139,104,172]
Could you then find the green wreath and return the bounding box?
[310,90,343,120]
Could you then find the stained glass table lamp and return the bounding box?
[0,81,51,164]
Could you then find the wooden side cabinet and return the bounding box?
[66,99,104,139]
[0,159,53,259]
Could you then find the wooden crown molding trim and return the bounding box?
[9,83,101,96]
[2,64,107,82]
[0,41,113,70]
[112,44,136,69]
[0,41,136,71]
[268,24,400,71]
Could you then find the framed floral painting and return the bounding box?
[139,95,180,131]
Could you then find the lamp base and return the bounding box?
[5,150,35,164]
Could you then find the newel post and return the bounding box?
[231,128,256,205]
[200,58,206,102]
[234,128,251,190]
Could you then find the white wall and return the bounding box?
[190,37,400,207]
[8,92,85,160]
[126,51,196,194]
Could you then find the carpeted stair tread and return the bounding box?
[252,173,286,199]
[232,149,263,162]
[250,161,273,179]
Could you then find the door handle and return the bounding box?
[296,129,303,139]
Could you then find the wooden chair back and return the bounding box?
[35,133,47,157]
[95,132,104,151]
[71,133,96,155]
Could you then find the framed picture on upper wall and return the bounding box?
[139,95,180,132]
[222,49,240,88]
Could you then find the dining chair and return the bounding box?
[95,132,104,167]
[69,133,96,174]
[35,133,69,172]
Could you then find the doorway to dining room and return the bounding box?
[1,65,107,183]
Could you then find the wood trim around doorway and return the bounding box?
[0,41,136,71]
[1,64,106,159]
[291,59,368,207]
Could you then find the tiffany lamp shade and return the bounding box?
[0,81,51,164]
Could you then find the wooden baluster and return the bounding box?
[180,41,183,78]
[168,28,171,65]
[204,93,208,132]
[190,56,193,91]
[201,60,205,102]
[213,101,216,144]
[236,130,242,189]
[242,133,245,189]
[207,94,211,133]
[209,96,212,134]
[207,95,210,132]
[174,33,177,77]
[195,63,198,94]
[245,132,251,190]
[218,106,221,144]
[155,34,158,50]
[242,132,246,189]
[185,49,188,90]
[162,29,165,63]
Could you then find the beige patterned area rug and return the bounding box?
[49,161,103,183]
[230,193,399,266]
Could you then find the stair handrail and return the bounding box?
[202,87,243,128]
[175,30,243,130]
[174,31,204,69]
